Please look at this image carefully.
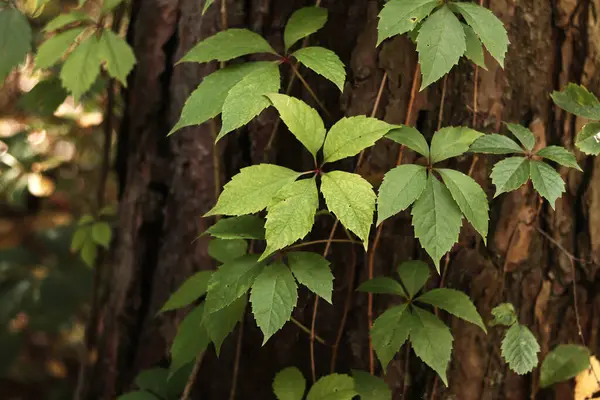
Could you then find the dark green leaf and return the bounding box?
[306,373,357,400]
[170,304,210,375]
[416,288,486,332]
[551,83,600,120]
[529,160,565,209]
[536,146,581,171]
[204,215,266,240]
[203,294,247,355]
[385,126,430,159]
[284,7,328,51]
[160,271,213,313]
[352,370,391,400]
[371,304,411,368]
[575,122,600,155]
[0,8,32,81]
[377,0,438,46]
[469,133,524,155]
[208,238,248,263]
[505,123,535,151]
[273,366,306,400]
[357,277,406,296]
[540,344,590,388]
[396,260,429,299]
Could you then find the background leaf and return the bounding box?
[306,374,357,400]
[575,122,600,155]
[284,7,328,51]
[273,366,306,400]
[540,344,590,388]
[352,370,392,400]
[0,8,32,81]
[551,83,600,120]
[204,215,266,240]
[208,238,248,263]
[160,271,213,312]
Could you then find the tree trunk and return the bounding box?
[78,0,600,399]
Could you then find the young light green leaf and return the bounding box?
[170,304,210,374]
[505,123,535,151]
[273,366,306,400]
[411,175,463,272]
[265,93,326,158]
[416,5,466,90]
[462,24,486,70]
[306,374,357,400]
[529,160,565,209]
[409,306,453,385]
[288,252,333,304]
[204,254,265,314]
[320,171,376,250]
[429,126,484,164]
[436,168,489,243]
[35,28,86,69]
[292,46,346,92]
[551,83,600,120]
[385,126,430,158]
[322,116,396,164]
[43,11,90,32]
[377,164,428,225]
[284,7,328,52]
[262,178,319,260]
[91,221,112,249]
[178,29,277,64]
[356,277,406,296]
[575,122,600,155]
[60,35,101,100]
[205,164,300,216]
[452,2,509,67]
[97,29,136,86]
[490,303,517,327]
[416,288,486,332]
[208,238,247,263]
[540,344,591,388]
[202,0,215,15]
[490,157,530,197]
[0,8,32,82]
[203,294,247,355]
[536,146,581,171]
[160,271,213,312]
[219,62,281,139]
[352,370,392,400]
[371,304,412,368]
[204,215,265,240]
[396,260,430,299]
[469,133,524,155]
[250,262,298,343]
[169,62,271,135]
[377,0,438,46]
[501,323,540,375]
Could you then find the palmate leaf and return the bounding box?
[204,215,265,240]
[540,344,591,388]
[397,260,430,299]
[59,35,101,100]
[273,366,306,400]
[376,0,438,46]
[159,270,213,312]
[43,11,91,32]
[505,123,535,151]
[469,133,524,155]
[429,126,483,164]
[371,304,411,368]
[96,29,136,86]
[284,7,328,52]
[575,122,600,155]
[203,294,247,355]
[416,5,466,90]
[35,27,86,69]
[292,46,346,92]
[306,374,357,400]
[529,160,565,209]
[351,370,391,400]
[207,238,247,263]
[501,323,540,375]
[416,288,486,332]
[287,252,333,304]
[462,24,486,69]
[357,277,406,296]
[170,304,210,375]
[490,157,530,197]
[0,8,32,82]
[385,126,430,158]
[536,146,581,171]
[551,83,600,120]
[377,164,428,225]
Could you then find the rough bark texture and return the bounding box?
[78,0,600,399]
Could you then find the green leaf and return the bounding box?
[204,215,265,240]
[91,222,112,249]
[411,175,463,272]
[540,344,591,388]
[306,374,357,400]
[169,62,272,135]
[469,133,524,155]
[409,306,453,386]
[429,126,484,164]
[0,8,32,82]
[505,123,535,151]
[385,126,430,159]
[179,28,277,64]
[265,93,326,158]
[35,27,86,69]
[436,168,489,243]
[273,366,306,400]
[452,2,509,67]
[135,368,168,399]
[71,227,89,252]
[60,35,101,101]
[357,277,406,296]
[396,260,430,299]
[490,157,530,197]
[352,370,391,400]
[288,252,334,304]
[320,171,376,250]
[97,29,136,86]
[416,5,466,90]
[462,23,486,69]
[205,164,301,216]
[371,304,411,368]
[377,0,438,46]
[529,160,565,209]
[18,78,68,116]
[536,146,581,171]
[116,392,159,400]
[490,303,517,327]
[80,240,97,267]
[250,262,298,343]
[208,238,247,263]
[203,294,247,355]
[322,116,396,164]
[501,323,540,375]
[204,254,265,314]
[416,288,486,332]
[377,164,428,225]
[284,7,328,52]
[551,83,600,120]
[575,122,600,155]
[160,270,213,312]
[102,0,123,13]
[292,46,346,92]
[262,178,319,260]
[219,62,281,139]
[43,11,90,32]
[170,304,210,374]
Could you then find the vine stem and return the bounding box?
[291,317,327,345]
[289,62,332,118]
